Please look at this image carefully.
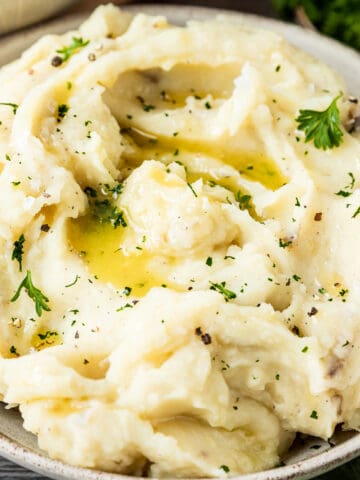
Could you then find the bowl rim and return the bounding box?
[0,4,359,480]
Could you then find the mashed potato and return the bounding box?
[0,4,360,477]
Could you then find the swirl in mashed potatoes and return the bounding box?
[0,4,360,477]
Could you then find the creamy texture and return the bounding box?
[0,4,360,477]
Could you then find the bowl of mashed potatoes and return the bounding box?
[0,4,359,480]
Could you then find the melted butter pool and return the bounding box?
[69,125,287,293]
[68,216,165,297]
[122,127,287,191]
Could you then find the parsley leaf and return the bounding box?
[209,281,237,301]
[84,186,127,229]
[0,102,18,114]
[11,270,51,317]
[12,234,25,271]
[220,465,230,473]
[235,191,252,210]
[56,37,90,62]
[295,94,343,150]
[92,199,127,228]
[57,104,69,122]
[37,330,58,341]
[279,238,292,248]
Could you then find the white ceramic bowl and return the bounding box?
[0,4,359,480]
[0,0,78,35]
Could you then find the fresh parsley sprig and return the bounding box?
[295,94,344,150]
[12,234,25,271]
[11,270,51,317]
[56,37,89,62]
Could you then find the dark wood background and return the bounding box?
[0,0,359,478]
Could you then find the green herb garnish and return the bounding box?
[295,94,343,150]
[235,191,252,210]
[279,238,292,248]
[11,270,51,317]
[0,102,18,114]
[84,185,126,228]
[12,233,25,271]
[37,330,58,341]
[57,104,69,122]
[220,465,230,473]
[9,345,18,356]
[65,275,80,288]
[210,281,237,301]
[187,182,198,198]
[56,37,90,62]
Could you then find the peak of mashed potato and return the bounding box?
[0,4,359,477]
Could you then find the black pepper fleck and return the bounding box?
[51,56,63,67]
[201,333,212,345]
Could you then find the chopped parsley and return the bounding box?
[0,102,18,114]
[56,37,90,62]
[9,345,18,356]
[279,238,292,248]
[102,182,123,198]
[117,303,133,312]
[336,190,351,197]
[88,197,127,228]
[302,346,309,353]
[37,330,58,341]
[11,270,51,317]
[220,465,230,473]
[235,191,252,210]
[136,95,155,112]
[206,257,213,266]
[209,281,237,301]
[12,233,25,271]
[57,104,69,122]
[65,275,80,288]
[352,206,360,218]
[84,186,97,197]
[310,410,318,419]
[123,286,132,296]
[143,104,155,112]
[187,182,198,198]
[295,94,343,150]
[84,184,126,227]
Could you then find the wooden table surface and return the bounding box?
[0,0,359,478]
